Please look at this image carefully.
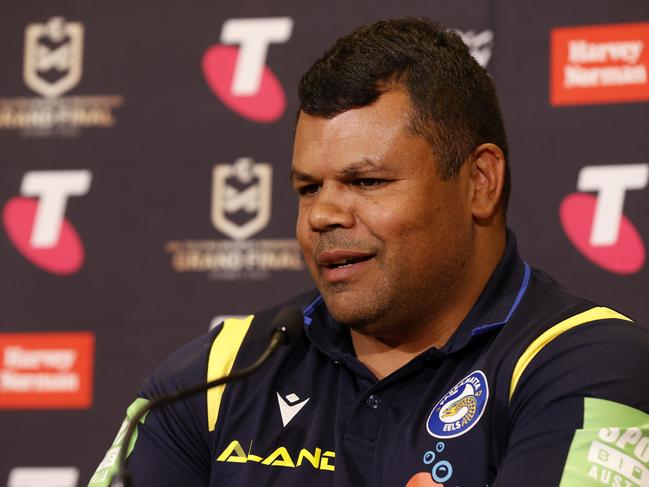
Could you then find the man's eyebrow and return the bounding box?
[290,158,390,182]
[338,158,383,178]
[289,169,314,182]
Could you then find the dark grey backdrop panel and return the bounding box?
[0,1,646,485]
[493,0,649,320]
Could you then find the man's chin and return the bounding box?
[321,293,380,331]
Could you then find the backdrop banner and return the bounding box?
[0,1,647,485]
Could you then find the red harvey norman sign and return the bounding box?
[551,22,649,106]
[0,332,94,409]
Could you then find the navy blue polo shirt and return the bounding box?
[89,233,649,487]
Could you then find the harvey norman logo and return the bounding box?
[7,468,79,487]
[551,22,649,106]
[0,16,123,136]
[0,332,94,409]
[165,158,304,280]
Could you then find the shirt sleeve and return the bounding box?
[87,328,219,487]
[494,318,649,487]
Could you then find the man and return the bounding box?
[90,18,649,487]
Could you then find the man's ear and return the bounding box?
[469,143,506,220]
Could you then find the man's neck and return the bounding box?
[350,305,469,379]
[351,229,506,380]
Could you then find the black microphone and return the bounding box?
[111,306,304,487]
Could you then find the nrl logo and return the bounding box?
[166,157,302,279]
[211,157,272,241]
[456,29,494,68]
[23,16,84,98]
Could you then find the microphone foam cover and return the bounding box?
[271,306,304,344]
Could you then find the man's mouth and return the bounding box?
[316,251,375,281]
[324,255,373,269]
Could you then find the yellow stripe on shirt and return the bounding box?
[509,307,632,401]
[207,315,254,432]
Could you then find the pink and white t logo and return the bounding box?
[202,17,293,123]
[2,170,92,275]
[560,163,648,274]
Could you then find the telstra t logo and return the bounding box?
[559,163,647,274]
[2,170,92,275]
[202,17,293,123]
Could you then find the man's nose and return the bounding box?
[308,186,355,232]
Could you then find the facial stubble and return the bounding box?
[318,227,474,343]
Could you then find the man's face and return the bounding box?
[291,90,475,338]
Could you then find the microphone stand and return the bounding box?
[111,324,291,487]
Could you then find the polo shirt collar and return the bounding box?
[440,229,530,354]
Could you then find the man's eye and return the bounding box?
[297,184,320,196]
[352,178,386,188]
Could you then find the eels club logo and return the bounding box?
[427,370,489,439]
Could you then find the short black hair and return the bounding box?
[298,17,510,210]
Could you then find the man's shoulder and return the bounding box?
[487,264,646,397]
[511,263,619,338]
[518,264,642,338]
[489,271,648,486]
[500,265,649,407]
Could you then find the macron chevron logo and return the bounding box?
[277,392,309,427]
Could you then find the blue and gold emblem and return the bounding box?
[427,370,489,439]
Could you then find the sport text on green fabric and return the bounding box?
[560,398,649,487]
